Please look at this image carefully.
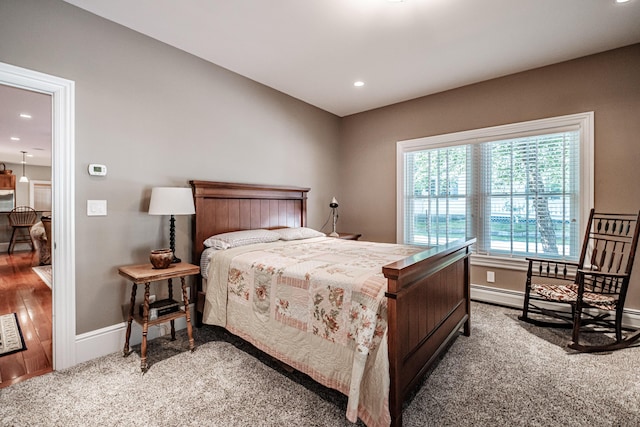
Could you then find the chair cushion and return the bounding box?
[531,283,618,310]
[30,222,50,265]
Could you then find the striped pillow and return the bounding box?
[203,229,280,250]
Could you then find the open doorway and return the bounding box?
[0,84,52,387]
[0,62,76,374]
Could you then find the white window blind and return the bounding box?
[399,113,593,263]
[30,181,52,213]
[404,145,470,246]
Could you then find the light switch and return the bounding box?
[87,200,107,216]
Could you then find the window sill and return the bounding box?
[470,254,529,272]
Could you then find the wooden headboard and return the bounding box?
[189,180,310,263]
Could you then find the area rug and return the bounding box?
[0,313,27,357]
[32,265,52,289]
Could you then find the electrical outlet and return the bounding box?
[160,324,170,336]
[150,325,162,337]
[486,271,495,283]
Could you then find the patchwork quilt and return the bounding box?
[203,237,424,427]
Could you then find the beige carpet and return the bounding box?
[32,265,52,289]
[0,302,638,426]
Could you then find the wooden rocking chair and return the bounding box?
[519,209,640,352]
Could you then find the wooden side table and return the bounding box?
[334,232,362,241]
[118,262,200,372]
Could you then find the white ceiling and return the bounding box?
[2,0,640,167]
[63,0,640,117]
[0,85,51,167]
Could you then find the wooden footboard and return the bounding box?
[384,238,475,427]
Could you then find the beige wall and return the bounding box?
[0,0,341,333]
[339,44,640,309]
[0,162,51,208]
[1,0,639,335]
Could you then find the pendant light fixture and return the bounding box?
[19,151,29,183]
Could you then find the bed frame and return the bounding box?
[190,180,475,427]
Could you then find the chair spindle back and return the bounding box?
[578,210,640,296]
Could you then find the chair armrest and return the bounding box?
[525,257,580,267]
[577,269,629,279]
[526,257,579,281]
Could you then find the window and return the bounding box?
[30,180,52,213]
[397,112,593,267]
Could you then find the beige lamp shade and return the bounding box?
[148,187,195,215]
[148,187,194,264]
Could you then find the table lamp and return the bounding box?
[148,187,195,263]
[329,197,339,237]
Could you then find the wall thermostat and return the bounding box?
[88,164,107,176]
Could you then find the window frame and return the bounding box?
[396,112,594,270]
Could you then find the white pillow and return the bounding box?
[203,229,280,249]
[272,227,326,241]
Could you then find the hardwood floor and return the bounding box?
[0,250,53,389]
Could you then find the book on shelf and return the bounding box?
[139,298,181,320]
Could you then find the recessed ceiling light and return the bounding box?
[354,81,365,87]
[10,136,20,141]
[19,113,32,119]
[616,0,630,3]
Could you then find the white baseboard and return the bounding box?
[75,305,195,365]
[471,283,524,309]
[470,283,640,330]
[0,242,32,252]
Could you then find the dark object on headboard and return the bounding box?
[189,180,475,427]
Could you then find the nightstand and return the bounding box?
[334,232,362,241]
[118,262,200,372]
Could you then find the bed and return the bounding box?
[190,180,475,427]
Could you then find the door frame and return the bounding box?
[0,61,76,370]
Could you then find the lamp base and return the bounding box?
[169,215,181,264]
[329,231,339,237]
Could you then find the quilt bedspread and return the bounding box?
[203,237,424,427]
